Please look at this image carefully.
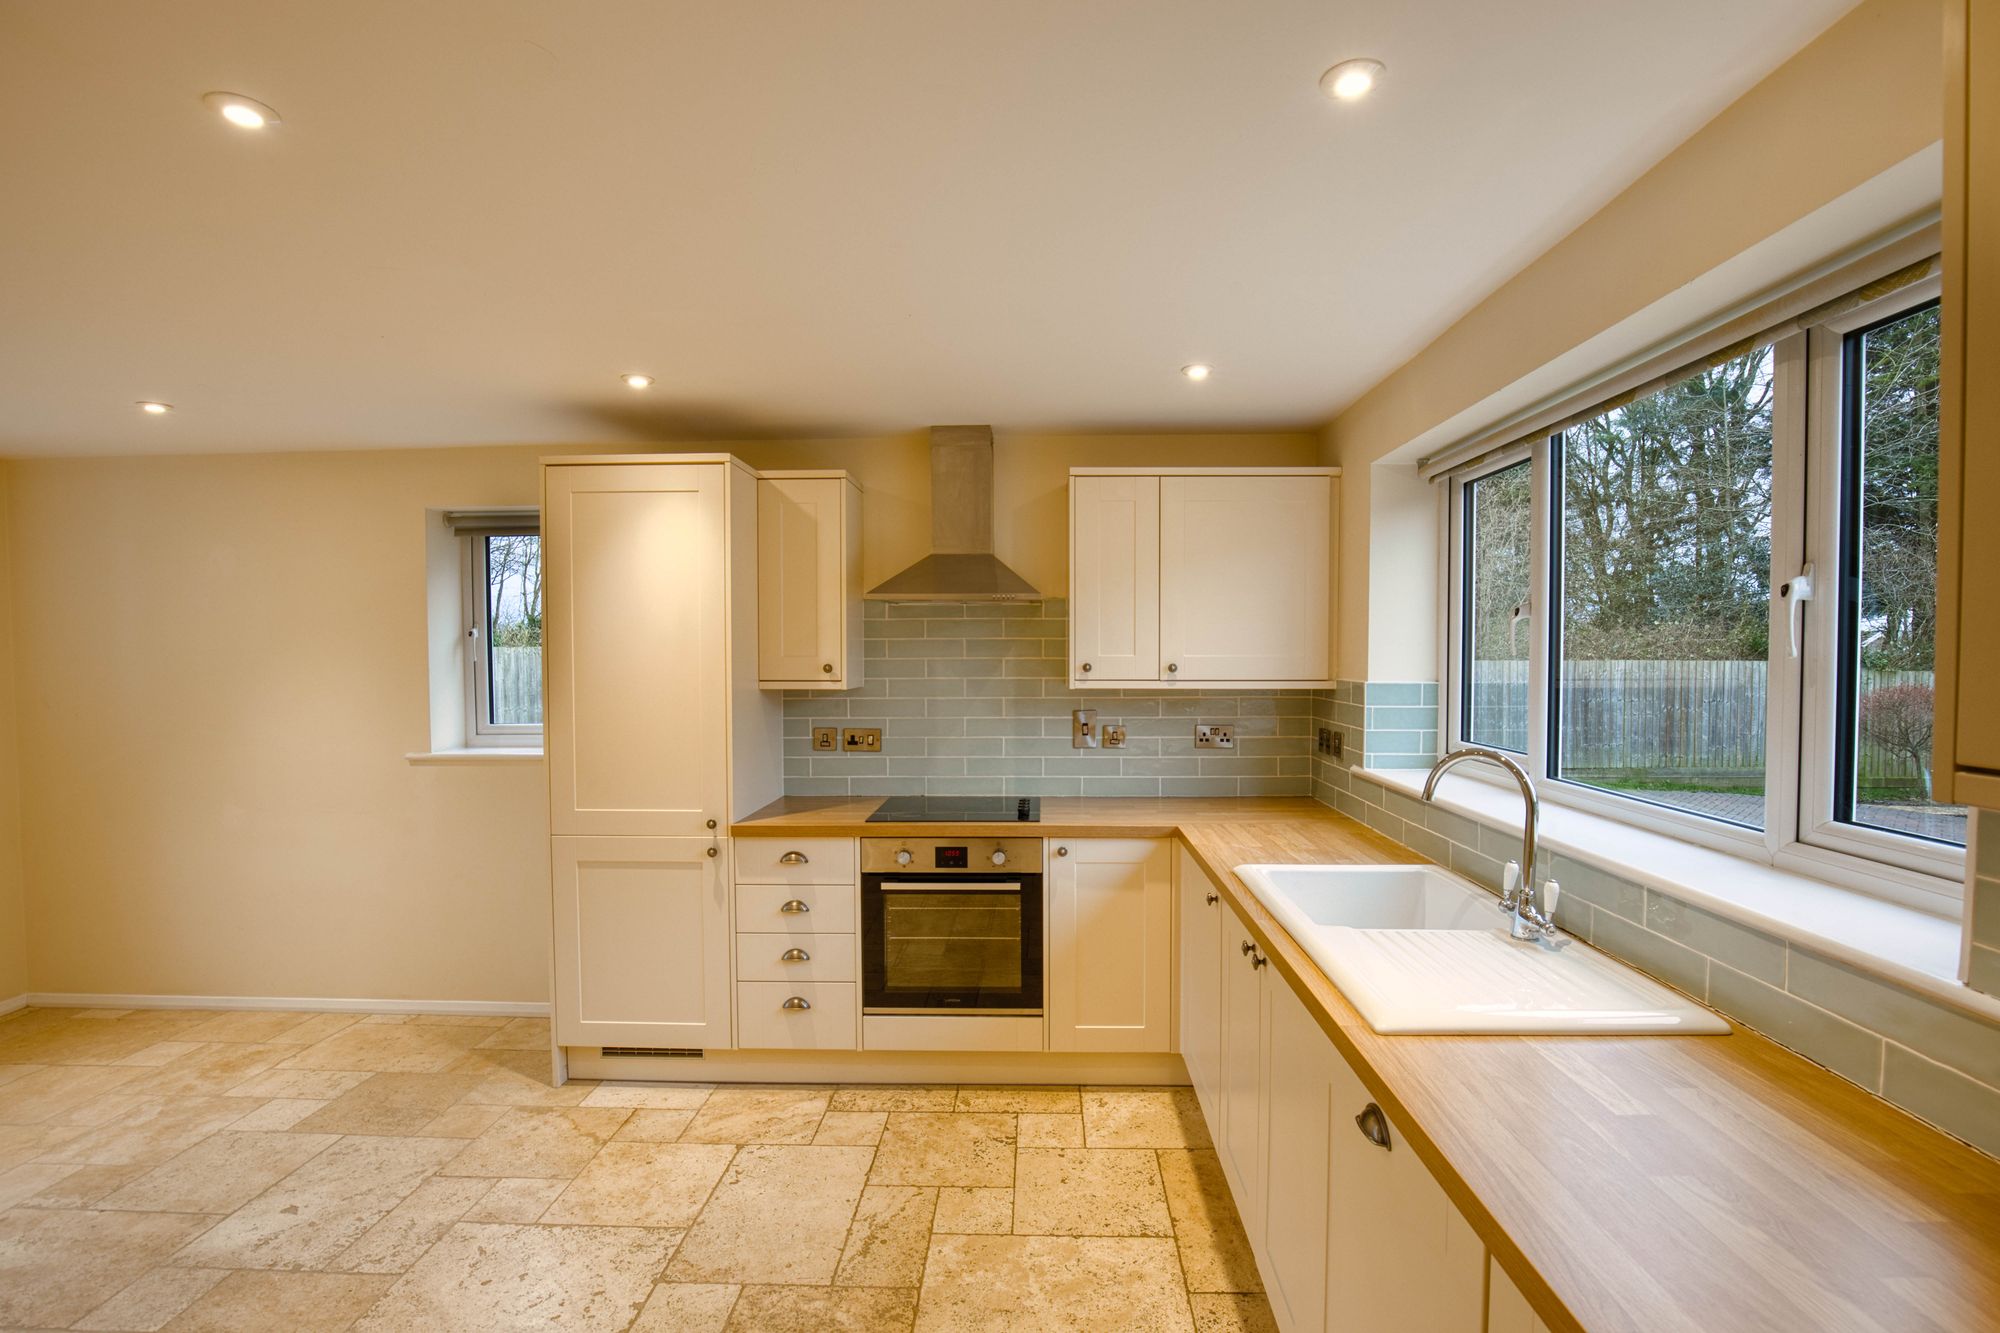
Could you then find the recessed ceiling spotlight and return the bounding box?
[1320,58,1385,102]
[137,401,172,415]
[1181,364,1213,382]
[201,91,281,129]
[623,374,655,389]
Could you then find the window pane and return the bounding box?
[1463,460,1532,752]
[1554,348,1774,828]
[1841,304,1964,845]
[485,534,543,727]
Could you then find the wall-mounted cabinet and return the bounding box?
[1068,468,1336,689]
[1046,838,1173,1053]
[757,472,863,690]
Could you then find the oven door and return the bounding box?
[862,874,1044,1014]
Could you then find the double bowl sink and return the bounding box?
[1235,863,1728,1036]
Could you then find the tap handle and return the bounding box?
[1542,880,1560,922]
[1501,860,1520,907]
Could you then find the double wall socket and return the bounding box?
[841,727,882,753]
[1194,724,1236,750]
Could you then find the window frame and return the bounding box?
[462,525,543,747]
[1440,282,1963,910]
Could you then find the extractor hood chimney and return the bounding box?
[866,426,1042,601]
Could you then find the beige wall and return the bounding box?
[1323,0,1943,679]
[0,464,25,1001]
[7,431,1313,1003]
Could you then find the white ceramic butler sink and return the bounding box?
[1235,863,1728,1036]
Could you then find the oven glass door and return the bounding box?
[863,875,1043,1014]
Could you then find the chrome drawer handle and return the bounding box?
[778,851,810,865]
[780,948,810,962]
[782,996,812,1011]
[1355,1103,1392,1151]
[779,899,811,914]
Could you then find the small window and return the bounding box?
[1460,458,1533,753]
[1833,302,1964,846]
[466,528,542,742]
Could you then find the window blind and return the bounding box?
[443,507,539,536]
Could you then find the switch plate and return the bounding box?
[841,727,882,753]
[811,726,840,752]
[1317,727,1342,757]
[1195,724,1236,750]
[1101,724,1127,748]
[1072,709,1099,749]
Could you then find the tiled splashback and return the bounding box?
[782,599,1314,797]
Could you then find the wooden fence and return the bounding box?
[1468,661,1932,787]
[493,646,543,725]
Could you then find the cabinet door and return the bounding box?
[758,477,859,688]
[544,463,727,837]
[550,835,732,1049]
[1325,1049,1484,1332]
[1261,976,1336,1333]
[1070,475,1161,683]
[1047,839,1173,1052]
[1160,474,1330,682]
[1177,845,1225,1122]
[1217,903,1265,1247]
[1487,1258,1554,1333]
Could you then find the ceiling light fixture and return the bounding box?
[623,374,655,389]
[201,91,282,129]
[1181,364,1213,382]
[137,401,172,414]
[1320,58,1385,102]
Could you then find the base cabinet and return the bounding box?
[550,835,732,1050]
[1262,977,1337,1333]
[1177,846,1225,1122]
[1047,838,1173,1052]
[1217,902,1266,1247]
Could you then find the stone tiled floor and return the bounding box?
[0,1007,1274,1331]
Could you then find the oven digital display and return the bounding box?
[934,846,969,869]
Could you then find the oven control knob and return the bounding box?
[990,849,1008,867]
[895,848,913,867]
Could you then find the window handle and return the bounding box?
[1778,563,1814,659]
[1508,598,1530,656]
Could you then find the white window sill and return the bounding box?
[1362,766,1999,1025]
[405,748,544,765]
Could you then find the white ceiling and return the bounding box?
[0,0,1859,456]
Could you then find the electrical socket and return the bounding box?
[1194,724,1236,750]
[1317,727,1343,758]
[841,727,882,753]
[811,726,840,753]
[1101,724,1127,748]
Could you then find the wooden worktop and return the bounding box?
[736,796,2000,1332]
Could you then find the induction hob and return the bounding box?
[866,795,1042,823]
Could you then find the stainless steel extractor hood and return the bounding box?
[866,425,1042,601]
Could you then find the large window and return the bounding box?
[1446,277,1960,902]
[467,529,543,742]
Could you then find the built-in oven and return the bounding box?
[860,838,1044,1015]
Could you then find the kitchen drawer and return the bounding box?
[736,981,858,1050]
[733,838,856,885]
[735,881,857,933]
[735,932,858,983]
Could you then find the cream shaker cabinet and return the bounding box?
[1216,901,1267,1248]
[757,473,863,690]
[1261,974,1337,1333]
[1068,468,1336,689]
[1177,845,1225,1123]
[1046,838,1174,1053]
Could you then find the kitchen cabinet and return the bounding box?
[1216,902,1265,1246]
[1486,1259,1553,1333]
[757,473,863,690]
[1261,975,1337,1333]
[1067,468,1337,688]
[550,835,732,1049]
[1938,0,2000,804]
[1047,838,1173,1052]
[1177,845,1225,1123]
[732,836,859,1051]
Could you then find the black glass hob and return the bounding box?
[866,796,1042,823]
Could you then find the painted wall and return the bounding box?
[0,464,26,1002]
[1321,0,1943,679]
[5,431,1314,1003]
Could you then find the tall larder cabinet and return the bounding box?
[542,455,781,1053]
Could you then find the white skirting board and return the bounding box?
[20,992,548,1018]
[0,994,26,1017]
[564,1046,1190,1085]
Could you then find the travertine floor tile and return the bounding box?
[473,1017,551,1050]
[815,1110,888,1145]
[351,1221,678,1332]
[0,1063,143,1126]
[116,1041,209,1068]
[125,1043,291,1098]
[462,1175,568,1223]
[679,1086,829,1144]
[329,1175,496,1273]
[455,1049,596,1107]
[38,1095,257,1167]
[17,1161,149,1209]
[291,1071,486,1136]
[1012,1148,1171,1237]
[728,1284,918,1332]
[0,1118,88,1170]
[416,1102,511,1139]
[226,1097,329,1132]
[1191,1291,1282,1332]
[631,1282,739,1332]
[0,1207,219,1329]
[541,1142,736,1227]
[870,1113,1016,1188]
[171,1134,462,1271]
[278,1022,490,1074]
[159,1269,395,1331]
[1158,1149,1262,1293]
[176,1010,337,1046]
[100,1130,338,1214]
[0,1160,80,1209]
[933,1187,1012,1235]
[439,1106,630,1178]
[612,1108,697,1142]
[224,1068,370,1101]
[836,1184,937,1287]
[667,1144,873,1285]
[828,1084,956,1112]
[72,1264,230,1331]
[915,1233,1194,1332]
[954,1086,1080,1113]
[580,1081,712,1110]
[1081,1087,1211,1149]
[1018,1112,1085,1148]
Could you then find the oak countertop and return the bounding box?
[735,796,2000,1332]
